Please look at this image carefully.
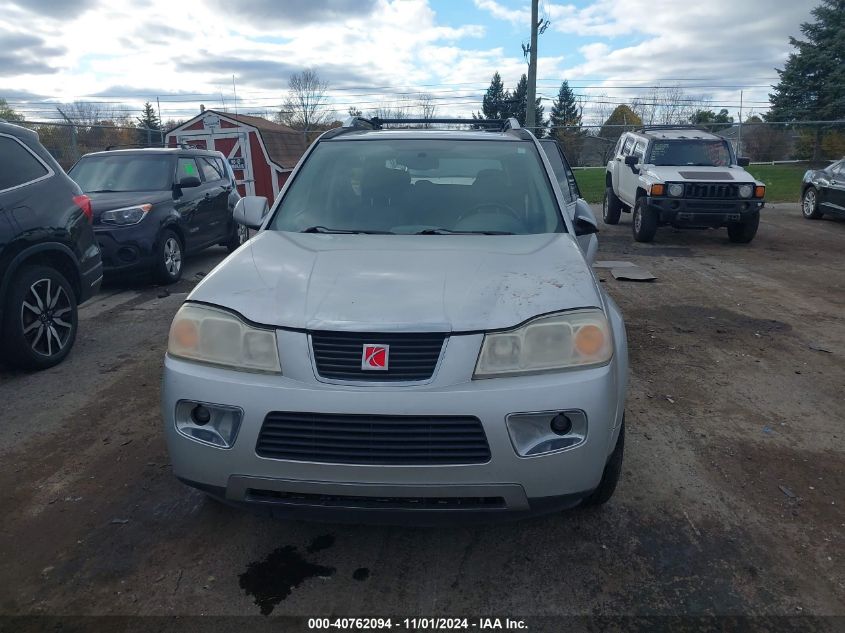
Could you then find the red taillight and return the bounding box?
[73,194,93,222]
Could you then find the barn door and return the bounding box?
[208,133,255,197]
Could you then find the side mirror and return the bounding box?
[737,157,751,167]
[624,155,639,167]
[234,196,269,229]
[573,199,599,236]
[178,176,201,188]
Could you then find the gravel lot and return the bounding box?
[1,204,843,627]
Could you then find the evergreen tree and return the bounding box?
[549,81,584,163]
[767,0,844,160]
[506,74,545,136]
[481,72,509,119]
[136,101,161,146]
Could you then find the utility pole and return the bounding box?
[737,90,743,158]
[525,0,539,130]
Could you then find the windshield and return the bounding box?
[70,154,175,192]
[269,139,564,235]
[648,140,733,167]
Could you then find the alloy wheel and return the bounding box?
[20,278,73,357]
[803,190,816,217]
[164,237,182,276]
[634,207,642,233]
[237,224,249,245]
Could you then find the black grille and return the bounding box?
[246,489,505,509]
[311,330,447,381]
[256,412,491,465]
[684,183,739,199]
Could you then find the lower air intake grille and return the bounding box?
[246,489,505,510]
[256,412,491,465]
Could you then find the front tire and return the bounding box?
[153,229,183,284]
[581,420,625,507]
[632,198,658,242]
[727,212,759,244]
[603,185,623,225]
[802,187,823,219]
[1,265,78,370]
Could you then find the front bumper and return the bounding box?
[162,347,625,522]
[646,196,763,226]
[93,226,157,275]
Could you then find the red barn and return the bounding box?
[165,110,308,203]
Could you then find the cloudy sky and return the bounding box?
[0,0,816,125]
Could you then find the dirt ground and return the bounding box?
[0,205,843,629]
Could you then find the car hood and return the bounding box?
[644,165,757,183]
[188,231,601,332]
[87,191,172,223]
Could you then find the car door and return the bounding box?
[617,136,639,206]
[827,161,845,213]
[173,157,211,251]
[197,156,230,240]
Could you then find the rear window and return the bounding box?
[270,139,563,235]
[70,154,174,192]
[0,135,49,191]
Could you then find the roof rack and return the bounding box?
[338,116,521,131]
[104,143,169,151]
[636,125,710,133]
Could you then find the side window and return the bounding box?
[0,136,50,192]
[198,157,224,182]
[176,158,201,182]
[215,158,231,182]
[621,136,635,156]
[633,141,646,158]
[832,161,845,177]
[540,140,574,203]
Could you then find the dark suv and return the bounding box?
[68,148,245,284]
[0,121,102,370]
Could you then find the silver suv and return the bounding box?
[161,117,628,523]
[604,127,765,243]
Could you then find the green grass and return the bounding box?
[572,163,808,204]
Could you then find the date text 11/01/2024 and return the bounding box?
[307,618,528,630]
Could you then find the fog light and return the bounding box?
[506,410,587,457]
[175,400,242,448]
[550,413,572,435]
[191,405,211,425]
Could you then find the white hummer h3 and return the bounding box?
[603,127,765,243]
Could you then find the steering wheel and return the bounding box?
[456,201,522,224]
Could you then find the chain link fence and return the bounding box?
[19,121,166,170]
[16,118,845,172]
[535,120,845,168]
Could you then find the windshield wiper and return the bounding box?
[300,225,394,234]
[415,228,515,235]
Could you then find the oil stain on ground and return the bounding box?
[306,533,335,553]
[353,567,370,581]
[239,540,336,615]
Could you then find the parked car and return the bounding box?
[604,127,765,243]
[0,121,102,370]
[161,117,628,523]
[68,148,246,284]
[801,158,845,220]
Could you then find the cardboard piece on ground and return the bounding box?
[611,266,656,282]
[593,260,636,269]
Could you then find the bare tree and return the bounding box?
[277,69,334,133]
[418,92,437,127]
[630,86,708,126]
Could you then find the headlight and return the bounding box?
[738,184,753,198]
[168,303,281,374]
[474,309,613,378]
[100,204,152,225]
[668,183,684,197]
